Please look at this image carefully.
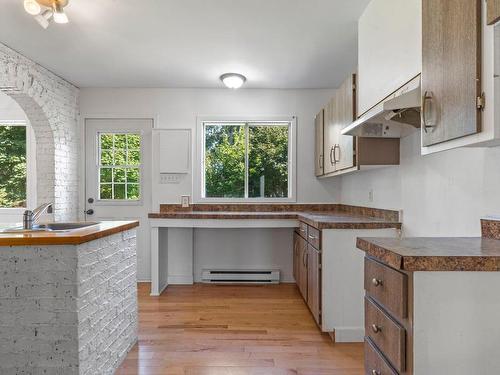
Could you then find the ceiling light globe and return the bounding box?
[52,1,69,24]
[53,11,68,23]
[220,73,246,89]
[24,0,41,15]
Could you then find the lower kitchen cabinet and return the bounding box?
[294,224,400,340]
[294,223,321,327]
[307,244,321,325]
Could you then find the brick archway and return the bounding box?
[0,44,79,220]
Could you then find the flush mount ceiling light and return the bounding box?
[220,73,247,89]
[24,0,69,28]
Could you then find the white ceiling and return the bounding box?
[0,0,370,89]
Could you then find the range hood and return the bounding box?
[342,82,422,138]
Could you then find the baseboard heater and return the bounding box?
[201,269,280,284]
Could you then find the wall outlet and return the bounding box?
[181,195,190,208]
[368,189,374,203]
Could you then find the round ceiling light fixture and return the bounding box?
[220,73,247,89]
[24,0,41,15]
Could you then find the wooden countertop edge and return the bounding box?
[356,237,500,272]
[0,221,140,247]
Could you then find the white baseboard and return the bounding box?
[168,275,194,284]
[332,327,365,343]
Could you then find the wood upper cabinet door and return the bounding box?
[488,0,500,25]
[335,73,356,171]
[422,0,483,147]
[314,109,324,177]
[298,236,308,300]
[307,244,321,326]
[323,96,338,174]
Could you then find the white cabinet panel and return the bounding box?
[157,129,191,173]
[358,0,422,116]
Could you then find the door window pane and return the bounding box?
[0,125,27,208]
[98,132,141,200]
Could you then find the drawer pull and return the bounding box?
[371,324,382,334]
[372,278,383,287]
[372,370,380,375]
[308,234,316,239]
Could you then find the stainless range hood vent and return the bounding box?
[342,76,422,138]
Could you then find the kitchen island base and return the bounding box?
[0,227,138,375]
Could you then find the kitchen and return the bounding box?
[0,0,499,374]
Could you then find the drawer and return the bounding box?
[365,297,405,373]
[364,257,407,320]
[297,221,308,240]
[307,226,321,249]
[365,338,398,375]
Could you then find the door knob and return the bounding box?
[85,209,94,215]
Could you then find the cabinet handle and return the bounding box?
[329,146,335,165]
[421,91,436,133]
[372,370,380,375]
[334,144,340,163]
[319,155,323,169]
[372,278,383,287]
[303,251,308,267]
[371,324,382,334]
[308,234,316,240]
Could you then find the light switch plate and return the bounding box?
[160,174,182,184]
[181,195,190,208]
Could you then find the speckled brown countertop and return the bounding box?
[148,204,402,230]
[356,218,500,271]
[0,221,139,246]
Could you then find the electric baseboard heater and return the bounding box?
[201,269,280,284]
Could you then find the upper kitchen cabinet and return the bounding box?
[357,0,422,116]
[421,0,483,147]
[314,109,324,177]
[422,1,500,154]
[488,0,500,24]
[323,74,356,175]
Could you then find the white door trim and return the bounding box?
[78,113,159,221]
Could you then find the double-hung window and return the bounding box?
[198,118,296,202]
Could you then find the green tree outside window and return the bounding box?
[0,125,27,208]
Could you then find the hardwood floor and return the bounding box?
[116,283,364,375]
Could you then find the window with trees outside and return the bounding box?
[0,124,27,208]
[202,121,293,200]
[98,133,141,201]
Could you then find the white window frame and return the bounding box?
[194,116,297,203]
[95,130,144,205]
[0,120,36,218]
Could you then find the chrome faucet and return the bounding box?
[23,203,53,230]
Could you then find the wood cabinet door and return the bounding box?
[298,236,308,300]
[323,96,338,174]
[307,244,321,326]
[422,0,482,146]
[314,109,324,177]
[488,0,500,25]
[293,232,299,283]
[335,73,356,171]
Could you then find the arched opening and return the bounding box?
[0,88,55,220]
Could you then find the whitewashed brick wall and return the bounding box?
[0,229,138,374]
[0,43,79,220]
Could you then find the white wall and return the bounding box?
[341,132,500,237]
[79,88,340,280]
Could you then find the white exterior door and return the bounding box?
[85,118,152,280]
